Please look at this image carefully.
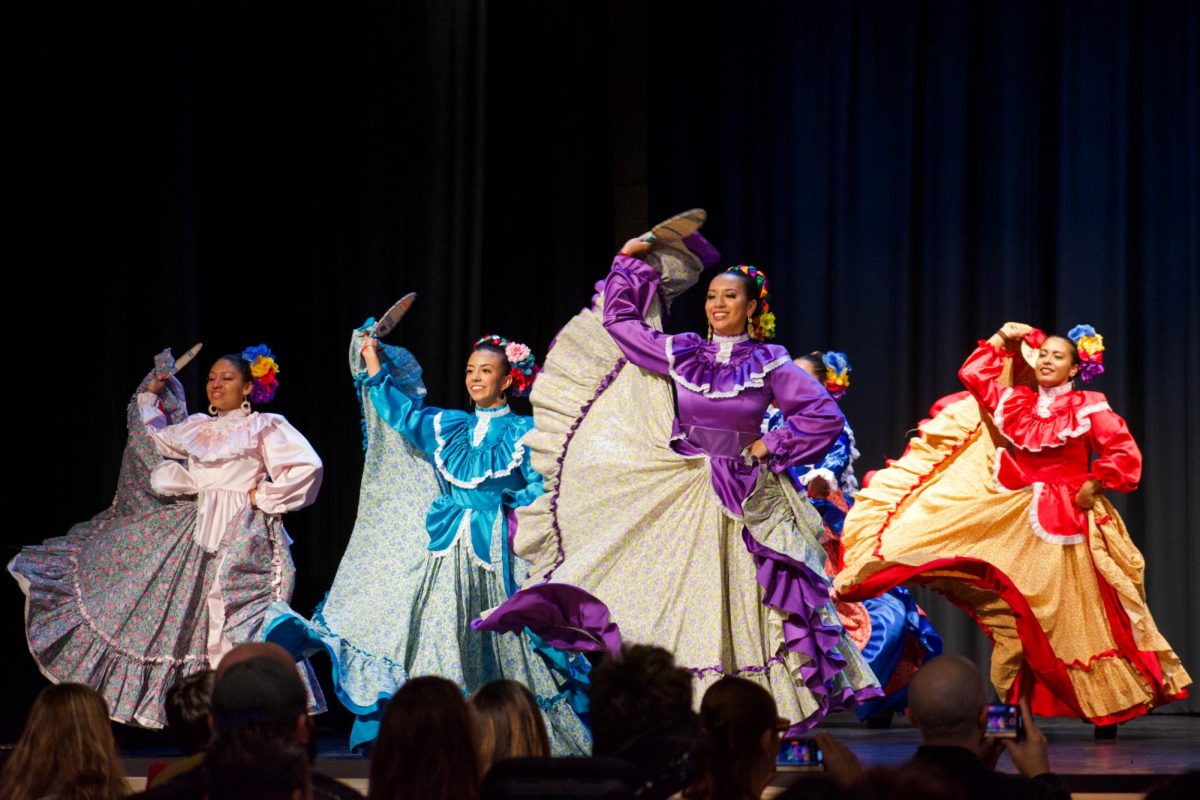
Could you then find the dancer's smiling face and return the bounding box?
[705,273,758,338]
[465,348,512,409]
[1034,336,1079,388]
[207,358,253,412]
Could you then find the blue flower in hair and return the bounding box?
[822,351,852,399]
[242,343,275,362]
[1067,324,1097,343]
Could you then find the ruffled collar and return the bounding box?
[712,332,750,364]
[666,333,790,399]
[1036,382,1073,418]
[472,404,510,446]
[433,410,534,489]
[994,386,1110,452]
[174,410,278,462]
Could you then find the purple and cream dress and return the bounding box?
[478,240,881,730]
[9,369,325,727]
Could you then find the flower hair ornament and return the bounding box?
[1019,324,1105,383]
[822,351,852,399]
[473,334,540,397]
[241,344,281,404]
[1067,324,1105,382]
[723,265,776,340]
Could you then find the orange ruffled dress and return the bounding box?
[835,341,1190,724]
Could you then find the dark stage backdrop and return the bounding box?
[2,0,1196,737]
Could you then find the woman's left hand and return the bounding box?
[1075,478,1103,510]
[248,487,258,508]
[749,439,770,460]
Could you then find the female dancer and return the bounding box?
[835,323,1190,730]
[9,346,325,727]
[266,318,589,754]
[478,222,881,731]
[774,351,942,725]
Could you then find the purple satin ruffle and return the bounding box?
[472,582,622,657]
[742,529,883,730]
[667,334,791,398]
[670,425,759,517]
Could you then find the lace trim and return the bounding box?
[1028,483,1086,545]
[429,509,495,571]
[471,406,510,447]
[432,413,533,489]
[665,336,790,398]
[993,388,1112,452]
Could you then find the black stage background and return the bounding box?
[2,0,1197,739]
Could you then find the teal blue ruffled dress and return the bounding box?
[266,322,589,753]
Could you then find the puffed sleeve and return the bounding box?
[503,444,545,510]
[364,370,442,456]
[796,427,853,486]
[601,254,672,375]
[1087,406,1142,493]
[760,363,845,470]
[254,418,324,515]
[137,392,189,459]
[957,340,1013,412]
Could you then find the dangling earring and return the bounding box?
[241,399,251,413]
[706,324,713,341]
[746,317,755,340]
[209,404,218,416]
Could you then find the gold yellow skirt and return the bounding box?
[835,396,1190,723]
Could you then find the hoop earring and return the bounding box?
[241,400,251,413]
[208,404,218,416]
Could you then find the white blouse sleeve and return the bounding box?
[137,392,190,459]
[253,416,324,515]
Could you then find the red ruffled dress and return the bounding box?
[835,341,1190,724]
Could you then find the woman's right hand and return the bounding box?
[998,321,1033,342]
[146,377,167,394]
[362,336,383,377]
[620,236,654,257]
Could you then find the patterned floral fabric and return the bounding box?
[8,369,326,727]
[265,323,590,754]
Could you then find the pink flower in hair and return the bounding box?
[506,342,531,364]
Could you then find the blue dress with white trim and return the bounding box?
[266,321,590,753]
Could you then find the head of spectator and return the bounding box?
[210,655,314,763]
[215,641,297,679]
[0,682,129,800]
[908,656,1061,791]
[369,675,480,800]
[207,736,312,800]
[589,644,695,756]
[908,655,990,753]
[469,680,550,774]
[686,677,781,800]
[165,670,216,755]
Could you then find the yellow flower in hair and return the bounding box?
[250,356,279,378]
[1076,334,1104,358]
[758,311,777,340]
